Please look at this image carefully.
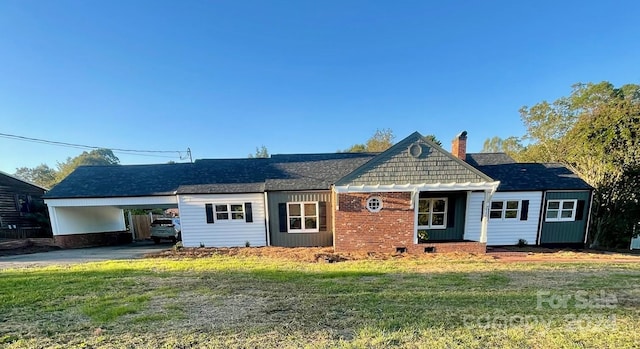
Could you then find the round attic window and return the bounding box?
[408,143,422,158]
[366,196,383,213]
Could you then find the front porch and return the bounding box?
[333,183,499,254]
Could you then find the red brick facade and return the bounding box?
[334,192,485,254]
[54,231,132,248]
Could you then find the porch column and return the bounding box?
[480,187,497,243]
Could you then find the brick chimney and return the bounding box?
[451,131,467,160]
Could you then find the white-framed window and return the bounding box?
[417,198,447,229]
[287,202,319,233]
[366,196,382,213]
[215,204,245,221]
[545,199,577,222]
[490,200,520,220]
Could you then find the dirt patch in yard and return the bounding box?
[0,239,60,257]
[146,245,640,264]
[487,246,640,263]
[144,246,492,262]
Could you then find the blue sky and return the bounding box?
[1,1,639,174]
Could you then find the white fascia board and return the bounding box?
[334,182,500,193]
[44,195,178,207]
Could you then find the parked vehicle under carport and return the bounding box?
[150,219,180,243]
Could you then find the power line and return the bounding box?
[0,132,192,161]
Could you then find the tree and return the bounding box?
[15,148,120,188]
[424,134,442,147]
[56,148,120,182]
[343,128,395,152]
[481,136,525,159]
[14,164,57,188]
[518,81,640,247]
[248,145,269,158]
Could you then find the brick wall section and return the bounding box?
[334,192,486,254]
[335,192,415,253]
[54,231,132,248]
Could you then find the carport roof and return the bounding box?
[44,153,376,199]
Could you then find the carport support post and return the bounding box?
[128,210,136,241]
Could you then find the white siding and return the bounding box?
[178,193,266,247]
[465,191,542,246]
[49,206,125,235]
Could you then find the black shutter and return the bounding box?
[205,204,214,224]
[575,200,586,220]
[244,202,253,223]
[480,201,484,221]
[319,202,327,231]
[278,203,288,232]
[520,200,529,221]
[447,198,456,228]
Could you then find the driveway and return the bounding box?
[0,241,170,269]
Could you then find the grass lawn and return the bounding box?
[0,251,639,348]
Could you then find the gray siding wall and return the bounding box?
[417,192,466,241]
[540,191,591,244]
[268,191,333,247]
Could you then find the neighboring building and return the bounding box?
[0,171,49,237]
[43,131,593,252]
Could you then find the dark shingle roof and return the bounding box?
[44,153,376,198]
[465,153,592,191]
[43,163,194,198]
[465,153,516,167]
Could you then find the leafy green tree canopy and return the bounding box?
[248,145,269,158]
[15,148,120,188]
[14,164,57,189]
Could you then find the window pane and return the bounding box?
[505,210,518,219]
[232,213,244,220]
[216,213,229,220]
[418,213,429,226]
[432,213,444,226]
[231,204,243,212]
[432,200,446,213]
[215,204,227,212]
[491,201,503,210]
[289,217,302,229]
[490,211,503,219]
[304,203,316,216]
[546,211,558,219]
[288,203,301,216]
[506,201,519,209]
[548,201,560,210]
[562,201,575,210]
[305,217,317,229]
[561,210,573,218]
[418,199,430,213]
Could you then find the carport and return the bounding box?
[45,196,179,248]
[43,163,191,248]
